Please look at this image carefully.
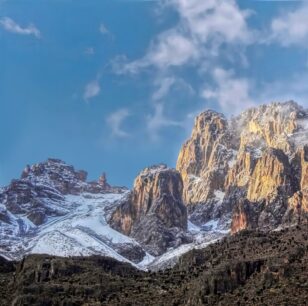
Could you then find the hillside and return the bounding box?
[0,224,307,305]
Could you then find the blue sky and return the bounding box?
[1,0,308,187]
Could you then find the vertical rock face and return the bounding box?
[224,148,260,193]
[300,146,308,192]
[283,145,308,224]
[177,101,308,233]
[109,165,188,256]
[246,148,294,203]
[301,146,308,213]
[176,111,235,206]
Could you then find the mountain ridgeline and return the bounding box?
[0,101,308,305]
[0,101,307,267]
[176,101,308,233]
[108,101,308,253]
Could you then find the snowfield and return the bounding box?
[25,192,151,267]
[0,191,228,270]
[0,192,144,266]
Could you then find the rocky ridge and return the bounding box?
[176,101,308,233]
[0,100,308,270]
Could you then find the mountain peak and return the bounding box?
[177,100,308,233]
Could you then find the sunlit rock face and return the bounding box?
[176,111,235,206]
[283,145,308,224]
[109,165,188,256]
[176,110,236,227]
[237,102,301,152]
[177,101,308,233]
[246,148,294,203]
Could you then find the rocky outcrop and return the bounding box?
[229,103,308,233]
[0,159,119,226]
[230,148,296,232]
[20,159,116,195]
[109,165,188,255]
[21,158,88,195]
[176,111,236,227]
[246,148,294,203]
[0,101,307,265]
[231,199,257,233]
[177,101,308,233]
[176,111,235,206]
[283,145,308,224]
[224,148,257,189]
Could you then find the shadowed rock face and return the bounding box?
[176,101,308,232]
[109,165,188,255]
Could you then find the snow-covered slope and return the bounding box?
[0,190,144,262]
[0,159,227,270]
[0,190,225,269]
[0,159,148,265]
[26,192,159,268]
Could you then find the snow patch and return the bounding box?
[214,190,225,203]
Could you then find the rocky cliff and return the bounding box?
[176,101,308,233]
[109,165,188,256]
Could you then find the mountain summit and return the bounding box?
[176,101,308,233]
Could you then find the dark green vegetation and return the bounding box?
[1,225,308,306]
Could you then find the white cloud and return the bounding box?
[145,30,198,68]
[152,76,194,101]
[152,77,176,101]
[173,0,252,44]
[106,108,130,138]
[83,79,101,101]
[271,3,308,46]
[112,0,258,139]
[147,103,182,140]
[117,30,198,73]
[0,17,41,38]
[201,68,308,116]
[113,0,254,139]
[202,68,255,114]
[115,0,253,73]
